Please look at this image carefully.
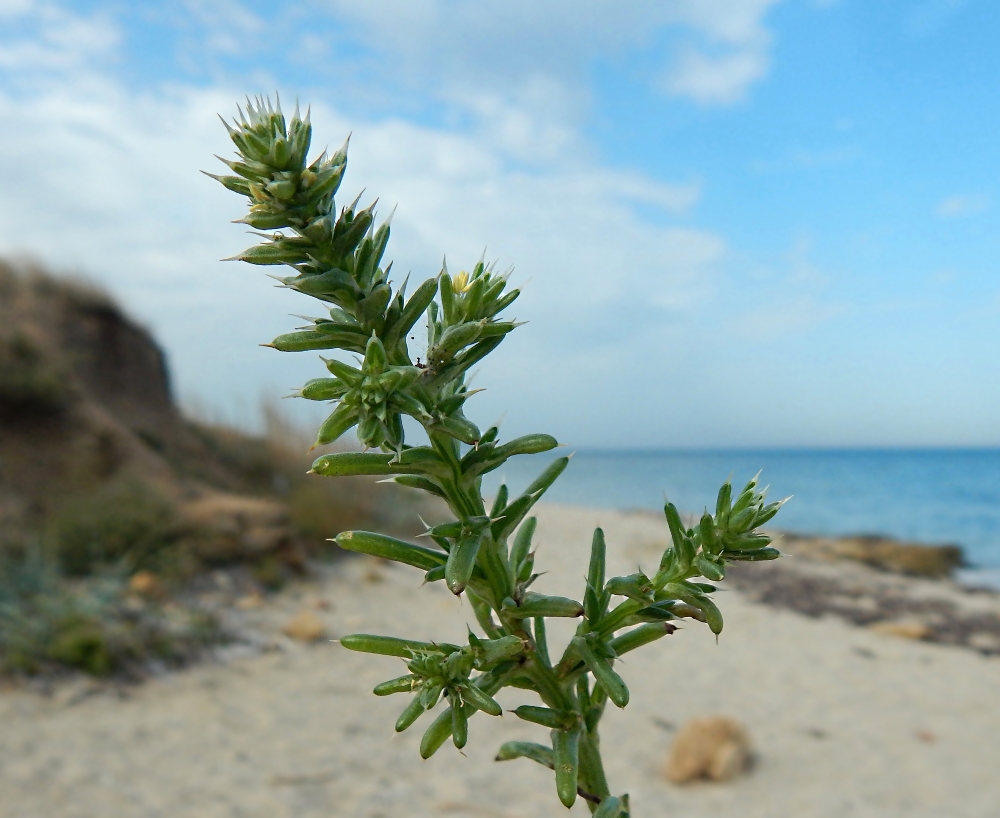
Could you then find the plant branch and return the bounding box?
[213,95,784,815]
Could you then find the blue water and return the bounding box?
[481,449,1000,571]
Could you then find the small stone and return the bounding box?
[235,593,263,610]
[128,571,165,599]
[869,620,930,640]
[282,610,326,643]
[663,716,752,784]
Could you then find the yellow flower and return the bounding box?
[453,271,472,293]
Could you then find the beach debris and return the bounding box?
[235,593,263,609]
[128,570,166,599]
[282,609,327,642]
[663,716,752,783]
[869,620,931,640]
[968,632,1000,653]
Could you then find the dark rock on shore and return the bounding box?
[778,532,963,579]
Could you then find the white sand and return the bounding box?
[2,503,999,817]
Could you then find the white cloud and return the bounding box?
[0,0,34,17]
[179,0,264,56]
[657,0,780,106]
[315,110,718,309]
[662,45,770,105]
[936,193,989,218]
[313,0,784,110]
[0,1,725,437]
[0,1,118,73]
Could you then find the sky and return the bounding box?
[0,0,998,448]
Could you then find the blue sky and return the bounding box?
[1,0,997,447]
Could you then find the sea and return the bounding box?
[480,448,1000,585]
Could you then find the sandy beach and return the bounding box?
[2,503,999,818]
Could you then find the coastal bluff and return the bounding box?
[0,260,296,560]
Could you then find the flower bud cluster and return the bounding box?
[374,633,522,750]
[303,334,422,449]
[212,97,523,455]
[659,471,784,580]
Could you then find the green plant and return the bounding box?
[0,549,217,676]
[212,96,784,816]
[0,333,68,417]
[47,478,178,577]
